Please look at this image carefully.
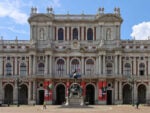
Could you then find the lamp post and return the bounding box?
[127,74,135,106]
[16,77,21,107]
[17,78,19,107]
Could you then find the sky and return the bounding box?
[0,0,150,40]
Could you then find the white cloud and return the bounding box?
[131,22,150,40]
[50,0,61,8]
[0,0,28,24]
[0,26,28,34]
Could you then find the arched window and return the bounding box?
[56,59,65,77]
[71,59,80,73]
[106,63,113,75]
[73,28,78,40]
[38,63,45,75]
[87,28,93,40]
[6,63,12,76]
[20,63,27,75]
[124,63,131,76]
[58,28,64,40]
[86,59,94,76]
[139,63,145,76]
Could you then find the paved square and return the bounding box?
[0,105,150,113]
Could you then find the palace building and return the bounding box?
[0,7,150,105]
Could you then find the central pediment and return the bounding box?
[28,14,53,23]
[98,14,123,23]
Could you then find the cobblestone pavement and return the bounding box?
[0,105,150,113]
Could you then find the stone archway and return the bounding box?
[138,84,146,104]
[56,84,65,105]
[4,84,13,104]
[123,84,132,104]
[19,84,28,104]
[85,84,95,105]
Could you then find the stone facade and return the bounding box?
[0,7,150,105]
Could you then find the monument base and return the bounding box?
[65,96,84,106]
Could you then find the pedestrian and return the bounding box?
[136,101,139,109]
[43,101,46,109]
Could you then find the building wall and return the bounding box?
[0,8,150,105]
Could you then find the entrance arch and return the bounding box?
[138,84,146,104]
[38,90,44,105]
[56,84,65,105]
[85,84,95,105]
[4,84,13,104]
[19,84,28,104]
[123,84,132,104]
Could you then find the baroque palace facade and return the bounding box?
[0,7,150,105]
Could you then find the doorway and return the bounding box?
[85,84,95,105]
[39,90,44,105]
[123,84,132,104]
[138,84,146,104]
[19,85,28,104]
[4,84,13,104]
[107,90,112,105]
[56,84,65,105]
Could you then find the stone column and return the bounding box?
[33,81,36,101]
[133,82,137,104]
[96,56,99,76]
[66,57,69,75]
[119,55,122,75]
[115,81,118,102]
[115,55,118,75]
[67,27,69,41]
[33,55,36,75]
[45,55,48,75]
[15,57,18,75]
[49,56,52,77]
[13,81,18,104]
[0,80,2,104]
[147,82,150,103]
[99,55,102,75]
[81,57,84,75]
[148,57,150,75]
[103,55,105,74]
[81,26,84,41]
[28,81,31,104]
[119,81,122,100]
[0,57,3,75]
[29,55,32,75]
[133,57,136,75]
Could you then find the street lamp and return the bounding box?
[16,77,21,107]
[127,74,135,106]
[17,78,19,107]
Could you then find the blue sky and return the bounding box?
[0,0,150,40]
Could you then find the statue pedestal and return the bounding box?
[65,96,84,106]
[65,83,84,106]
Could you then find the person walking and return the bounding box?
[136,101,139,109]
[43,101,46,109]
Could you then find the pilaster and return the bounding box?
[99,55,102,75]
[148,57,150,75]
[0,80,2,104]
[103,55,105,74]
[81,56,84,75]
[15,57,18,75]
[0,57,3,75]
[44,55,48,75]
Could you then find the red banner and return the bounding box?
[102,81,107,100]
[98,81,103,100]
[81,81,86,96]
[66,81,70,96]
[44,81,53,101]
